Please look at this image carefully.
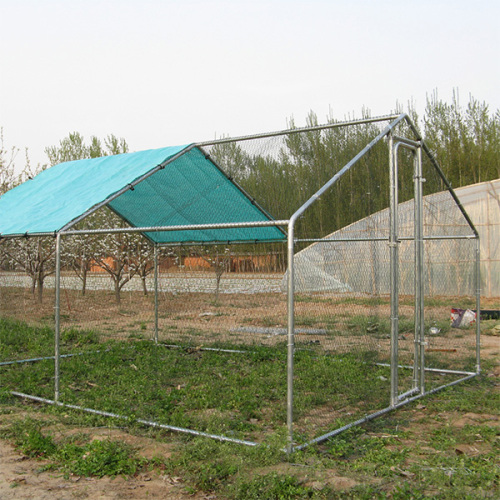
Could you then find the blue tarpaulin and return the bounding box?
[0,145,285,243]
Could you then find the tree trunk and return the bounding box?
[114,279,121,305]
[141,275,148,296]
[215,270,223,303]
[37,274,44,304]
[81,260,87,296]
[31,275,36,298]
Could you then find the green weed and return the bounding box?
[9,418,57,458]
[57,439,143,478]
[5,417,145,478]
[1,315,498,498]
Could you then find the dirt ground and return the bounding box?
[0,418,214,500]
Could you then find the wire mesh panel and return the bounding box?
[0,115,482,450]
[292,238,395,445]
[0,236,57,405]
[288,134,399,446]
[154,243,286,350]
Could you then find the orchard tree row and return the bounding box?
[0,91,498,303]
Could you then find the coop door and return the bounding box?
[389,138,425,406]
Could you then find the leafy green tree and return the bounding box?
[45,132,128,165]
[424,90,500,187]
[209,95,499,243]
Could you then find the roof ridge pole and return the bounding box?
[196,114,401,147]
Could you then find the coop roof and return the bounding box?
[0,145,285,243]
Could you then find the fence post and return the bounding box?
[154,243,159,344]
[475,238,481,374]
[54,233,61,402]
[414,145,426,394]
[286,220,295,453]
[389,133,400,407]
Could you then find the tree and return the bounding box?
[0,128,39,196]
[196,246,232,303]
[46,132,128,165]
[0,127,19,195]
[62,232,97,296]
[130,238,156,296]
[424,90,500,187]
[2,237,55,303]
[209,96,499,242]
[45,132,130,299]
[91,222,139,305]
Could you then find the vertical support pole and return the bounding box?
[415,145,425,394]
[412,148,420,391]
[475,238,481,374]
[389,134,399,407]
[54,233,61,402]
[154,243,159,344]
[286,221,295,454]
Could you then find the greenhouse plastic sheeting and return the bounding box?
[0,145,285,243]
[289,180,500,296]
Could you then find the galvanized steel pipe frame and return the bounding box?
[415,145,426,395]
[388,132,399,408]
[475,238,481,374]
[6,113,481,453]
[10,391,259,447]
[51,219,289,426]
[295,234,479,243]
[196,114,401,147]
[284,113,479,452]
[154,243,159,344]
[54,233,61,401]
[286,115,408,452]
[391,138,425,402]
[293,372,478,452]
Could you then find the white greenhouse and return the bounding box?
[292,179,499,298]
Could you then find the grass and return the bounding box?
[1,320,392,441]
[0,315,498,498]
[2,378,497,498]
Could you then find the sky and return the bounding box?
[1,0,499,170]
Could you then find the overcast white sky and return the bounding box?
[1,0,499,169]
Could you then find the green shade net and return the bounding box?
[109,147,284,243]
[0,145,285,243]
